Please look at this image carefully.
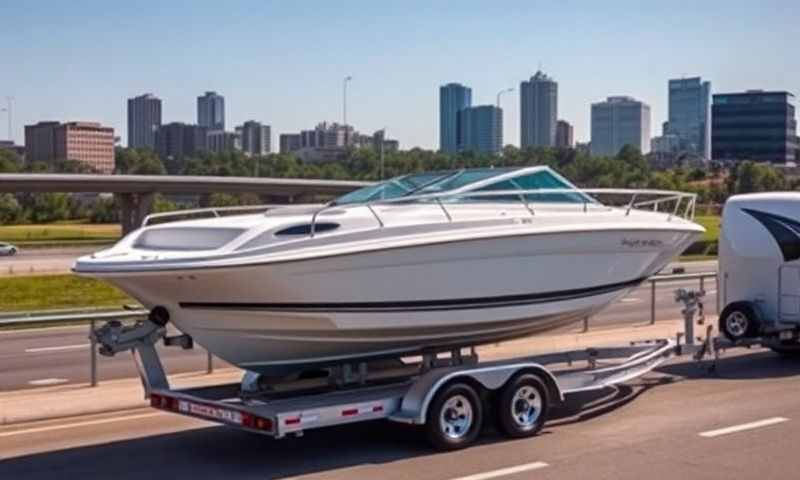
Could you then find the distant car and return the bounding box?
[0,242,18,256]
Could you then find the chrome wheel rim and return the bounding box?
[439,394,474,440]
[510,385,542,429]
[726,311,748,337]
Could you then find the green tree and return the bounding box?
[115,147,166,175]
[0,193,24,223]
[0,149,22,173]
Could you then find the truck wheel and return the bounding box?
[496,373,549,438]
[425,382,483,451]
[719,302,759,341]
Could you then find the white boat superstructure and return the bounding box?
[74,166,704,375]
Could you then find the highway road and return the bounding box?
[0,260,717,391]
[2,348,799,479]
[0,246,99,276]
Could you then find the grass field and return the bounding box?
[0,223,121,246]
[694,215,721,243]
[0,274,133,312]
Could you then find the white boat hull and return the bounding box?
[102,229,696,375]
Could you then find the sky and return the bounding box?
[1,0,798,149]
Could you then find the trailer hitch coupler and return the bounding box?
[149,306,170,326]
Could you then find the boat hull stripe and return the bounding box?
[178,277,645,313]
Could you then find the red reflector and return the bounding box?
[149,394,162,408]
[255,417,273,431]
[373,405,384,413]
[285,417,301,425]
[241,413,254,428]
[341,408,359,417]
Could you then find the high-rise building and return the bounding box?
[279,133,301,153]
[24,121,60,164]
[439,83,472,154]
[299,122,353,149]
[555,120,574,148]
[127,93,162,149]
[666,77,711,158]
[238,121,271,156]
[651,134,681,154]
[155,122,208,173]
[520,71,558,148]
[457,105,503,154]
[207,130,239,153]
[197,91,225,131]
[590,96,651,156]
[25,121,115,173]
[712,90,797,163]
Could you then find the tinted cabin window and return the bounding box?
[275,222,340,236]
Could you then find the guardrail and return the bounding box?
[648,271,719,324]
[2,270,719,387]
[1,308,215,387]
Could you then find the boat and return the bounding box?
[74,166,704,376]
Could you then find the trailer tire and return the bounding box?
[719,302,759,341]
[496,373,549,438]
[425,382,483,451]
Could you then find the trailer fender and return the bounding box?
[394,362,561,425]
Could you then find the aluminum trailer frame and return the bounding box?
[91,313,681,446]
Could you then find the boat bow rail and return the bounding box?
[310,188,698,236]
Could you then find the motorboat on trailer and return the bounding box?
[74,166,704,376]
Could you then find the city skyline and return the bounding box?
[1,1,798,149]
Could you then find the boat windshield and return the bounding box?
[331,168,509,205]
[330,167,592,205]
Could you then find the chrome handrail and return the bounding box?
[308,188,696,239]
[142,204,320,227]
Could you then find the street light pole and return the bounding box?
[379,128,386,180]
[1,97,12,141]
[343,76,352,146]
[496,87,514,108]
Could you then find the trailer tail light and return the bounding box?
[150,393,173,410]
[255,417,273,432]
[341,408,359,417]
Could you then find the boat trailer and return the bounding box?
[88,288,771,450]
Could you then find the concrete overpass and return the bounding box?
[0,174,370,233]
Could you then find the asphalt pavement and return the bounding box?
[2,348,799,479]
[0,246,98,276]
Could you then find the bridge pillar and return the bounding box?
[116,193,155,235]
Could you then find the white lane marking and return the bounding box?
[25,343,90,353]
[448,462,549,480]
[0,412,163,438]
[28,377,69,386]
[619,298,642,303]
[699,417,789,438]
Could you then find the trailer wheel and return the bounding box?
[719,302,759,341]
[496,373,549,438]
[425,382,483,451]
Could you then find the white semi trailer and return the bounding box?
[719,192,800,352]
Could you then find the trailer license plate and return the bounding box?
[179,400,243,424]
